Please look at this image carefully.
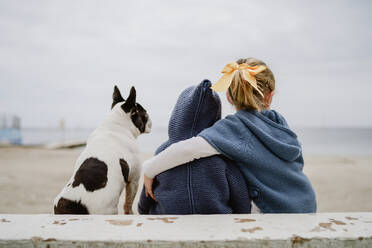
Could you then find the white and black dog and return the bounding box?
[54,86,151,214]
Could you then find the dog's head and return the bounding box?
[111,85,152,134]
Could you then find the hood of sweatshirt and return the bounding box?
[167,79,221,143]
[235,109,302,162]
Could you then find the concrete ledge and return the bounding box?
[1,213,372,247]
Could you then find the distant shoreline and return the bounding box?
[6,127,369,156]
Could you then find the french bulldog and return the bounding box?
[54,86,151,214]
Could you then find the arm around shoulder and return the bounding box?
[142,136,220,179]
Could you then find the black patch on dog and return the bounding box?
[72,157,108,192]
[112,85,125,109]
[119,87,150,133]
[113,86,150,133]
[54,197,89,214]
[130,103,149,133]
[120,159,130,183]
[122,86,136,113]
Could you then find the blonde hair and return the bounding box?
[228,58,275,111]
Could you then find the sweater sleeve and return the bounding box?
[143,136,220,179]
[198,115,246,161]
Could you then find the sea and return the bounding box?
[17,127,372,156]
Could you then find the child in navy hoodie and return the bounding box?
[138,80,252,214]
[143,58,317,213]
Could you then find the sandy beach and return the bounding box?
[0,146,371,214]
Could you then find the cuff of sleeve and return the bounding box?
[197,134,222,155]
[142,159,156,179]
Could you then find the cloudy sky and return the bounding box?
[0,0,371,129]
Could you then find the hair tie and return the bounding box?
[211,62,266,97]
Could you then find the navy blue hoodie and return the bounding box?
[138,80,252,214]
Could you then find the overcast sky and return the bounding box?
[0,0,371,128]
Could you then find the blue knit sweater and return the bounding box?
[198,109,317,213]
[138,80,252,214]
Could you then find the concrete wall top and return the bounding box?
[1,212,372,247]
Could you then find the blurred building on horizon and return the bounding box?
[0,114,22,145]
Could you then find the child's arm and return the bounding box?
[143,136,220,179]
[143,136,220,200]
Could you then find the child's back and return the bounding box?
[199,109,317,213]
[138,80,251,214]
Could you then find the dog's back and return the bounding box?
[54,86,151,215]
[54,131,140,214]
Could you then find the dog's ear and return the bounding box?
[112,85,125,109]
[122,86,136,113]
